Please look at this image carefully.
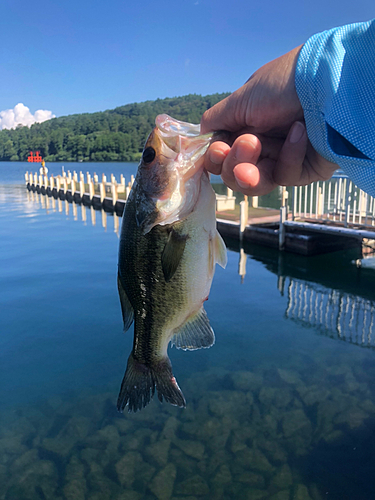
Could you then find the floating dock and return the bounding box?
[25,169,375,256]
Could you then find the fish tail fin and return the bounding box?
[117,353,186,413]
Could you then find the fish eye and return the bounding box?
[142,147,156,164]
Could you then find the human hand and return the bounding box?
[201,46,337,195]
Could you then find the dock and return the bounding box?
[25,169,375,256]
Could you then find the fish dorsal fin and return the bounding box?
[209,230,227,272]
[117,272,134,332]
[170,307,215,350]
[161,229,188,282]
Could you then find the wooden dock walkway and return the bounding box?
[25,169,375,256]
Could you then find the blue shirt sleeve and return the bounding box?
[295,20,375,196]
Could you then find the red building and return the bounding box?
[27,151,43,163]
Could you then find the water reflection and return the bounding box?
[285,278,375,348]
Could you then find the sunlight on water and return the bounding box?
[1,165,375,500]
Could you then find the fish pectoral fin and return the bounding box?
[117,272,134,332]
[212,229,227,269]
[161,229,188,282]
[170,307,215,350]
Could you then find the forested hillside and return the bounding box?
[0,93,229,162]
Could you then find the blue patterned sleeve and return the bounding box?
[295,20,375,196]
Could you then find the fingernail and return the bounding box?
[289,121,305,144]
[235,139,256,162]
[209,149,226,165]
[235,176,250,189]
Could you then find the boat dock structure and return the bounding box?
[25,169,375,257]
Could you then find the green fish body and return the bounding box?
[117,115,227,412]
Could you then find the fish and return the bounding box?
[117,114,227,412]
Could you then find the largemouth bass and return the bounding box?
[117,114,227,412]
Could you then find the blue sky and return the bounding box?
[0,0,374,122]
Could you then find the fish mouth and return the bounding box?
[155,114,213,179]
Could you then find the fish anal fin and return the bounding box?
[213,229,227,269]
[161,229,188,282]
[117,272,134,332]
[170,307,215,351]
[117,353,186,413]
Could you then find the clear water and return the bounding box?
[1,163,375,500]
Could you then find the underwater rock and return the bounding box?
[230,432,248,454]
[87,461,121,500]
[333,407,369,429]
[144,438,171,467]
[114,418,135,435]
[282,409,312,439]
[296,385,330,407]
[259,387,293,409]
[114,491,142,500]
[243,489,268,500]
[269,464,293,491]
[212,464,232,485]
[174,474,209,496]
[235,447,274,473]
[293,483,314,500]
[115,451,143,487]
[161,416,180,440]
[173,438,205,460]
[9,449,39,473]
[236,471,265,488]
[277,368,303,386]
[42,415,92,457]
[149,463,176,500]
[0,435,28,459]
[256,438,288,464]
[231,371,264,392]
[268,490,291,500]
[5,459,58,500]
[63,455,87,500]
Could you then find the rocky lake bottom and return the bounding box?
[2,347,375,500]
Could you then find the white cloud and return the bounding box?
[0,103,55,130]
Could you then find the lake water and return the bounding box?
[1,162,375,500]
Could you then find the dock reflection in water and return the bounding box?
[3,182,375,500]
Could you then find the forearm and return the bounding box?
[295,19,375,196]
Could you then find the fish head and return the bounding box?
[135,114,212,234]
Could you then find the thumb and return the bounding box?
[273,121,308,186]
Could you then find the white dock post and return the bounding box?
[111,173,115,184]
[73,171,78,182]
[80,178,85,198]
[71,178,76,196]
[89,179,95,201]
[279,206,287,251]
[25,171,29,184]
[121,174,125,189]
[93,173,98,183]
[131,175,135,186]
[251,196,258,208]
[111,181,118,207]
[67,170,72,183]
[29,172,33,185]
[56,176,61,192]
[50,175,55,191]
[292,187,297,221]
[100,180,105,203]
[240,196,248,241]
[62,176,68,194]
